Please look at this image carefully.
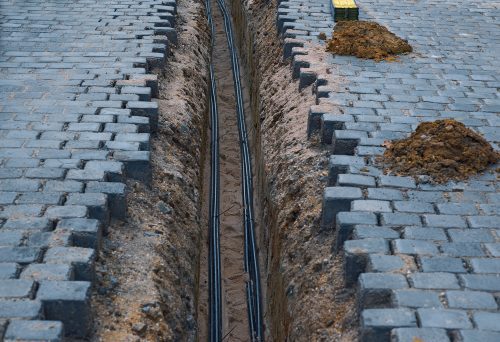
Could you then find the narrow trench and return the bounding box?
[198,0,265,340]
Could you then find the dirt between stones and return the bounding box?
[326,20,412,60]
[381,119,500,183]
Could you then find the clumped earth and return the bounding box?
[326,20,412,60]
[382,119,499,183]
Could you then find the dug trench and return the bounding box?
[90,0,357,340]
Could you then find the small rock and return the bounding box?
[132,322,147,335]
[156,201,172,215]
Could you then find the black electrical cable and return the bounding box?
[205,0,264,340]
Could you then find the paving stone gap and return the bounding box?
[277,0,499,341]
[0,0,176,339]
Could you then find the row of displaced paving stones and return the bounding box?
[0,0,176,339]
[278,0,499,341]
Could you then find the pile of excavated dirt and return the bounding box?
[382,119,499,183]
[326,21,412,60]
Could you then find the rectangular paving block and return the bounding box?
[4,320,64,342]
[321,186,363,227]
[446,290,497,310]
[361,308,417,342]
[392,289,442,309]
[0,299,42,319]
[0,279,36,299]
[56,218,102,249]
[44,247,95,281]
[335,212,377,252]
[0,247,42,264]
[417,308,472,329]
[37,281,91,338]
[359,273,408,309]
[391,328,449,342]
[409,272,460,290]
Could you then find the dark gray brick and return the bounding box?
[44,247,95,281]
[446,290,497,310]
[467,216,500,229]
[367,254,409,273]
[460,274,500,291]
[351,200,392,213]
[391,328,449,342]
[418,308,472,329]
[380,213,422,226]
[4,320,64,342]
[0,299,42,319]
[359,273,408,308]
[473,312,500,332]
[448,229,494,242]
[470,258,500,273]
[21,264,73,281]
[321,186,362,227]
[423,214,467,228]
[0,279,35,299]
[2,217,52,231]
[458,330,500,342]
[403,227,447,241]
[45,205,88,219]
[56,218,102,249]
[0,263,18,279]
[409,272,460,290]
[440,242,486,257]
[377,175,416,189]
[361,309,416,342]
[420,256,466,273]
[37,281,91,338]
[335,212,377,251]
[0,247,42,264]
[393,239,438,255]
[392,289,442,309]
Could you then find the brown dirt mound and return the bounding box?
[326,21,412,60]
[381,119,500,183]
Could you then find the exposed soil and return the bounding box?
[326,20,412,60]
[197,0,255,339]
[232,0,359,340]
[90,0,210,340]
[381,119,500,183]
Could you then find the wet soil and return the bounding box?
[90,0,210,340]
[326,20,412,60]
[381,119,500,183]
[233,0,359,340]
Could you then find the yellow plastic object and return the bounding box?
[332,0,358,9]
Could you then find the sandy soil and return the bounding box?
[90,0,210,340]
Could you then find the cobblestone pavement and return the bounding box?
[278,0,500,341]
[0,0,176,339]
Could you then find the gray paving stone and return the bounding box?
[44,247,95,281]
[361,309,416,342]
[409,272,460,290]
[473,312,500,332]
[469,258,500,273]
[21,264,73,281]
[359,273,408,308]
[393,239,439,255]
[0,263,19,279]
[0,247,42,264]
[0,299,42,319]
[392,289,442,309]
[458,330,500,342]
[420,256,466,273]
[391,328,449,342]
[0,279,36,299]
[446,290,497,310]
[4,320,64,342]
[418,308,472,329]
[37,281,91,338]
